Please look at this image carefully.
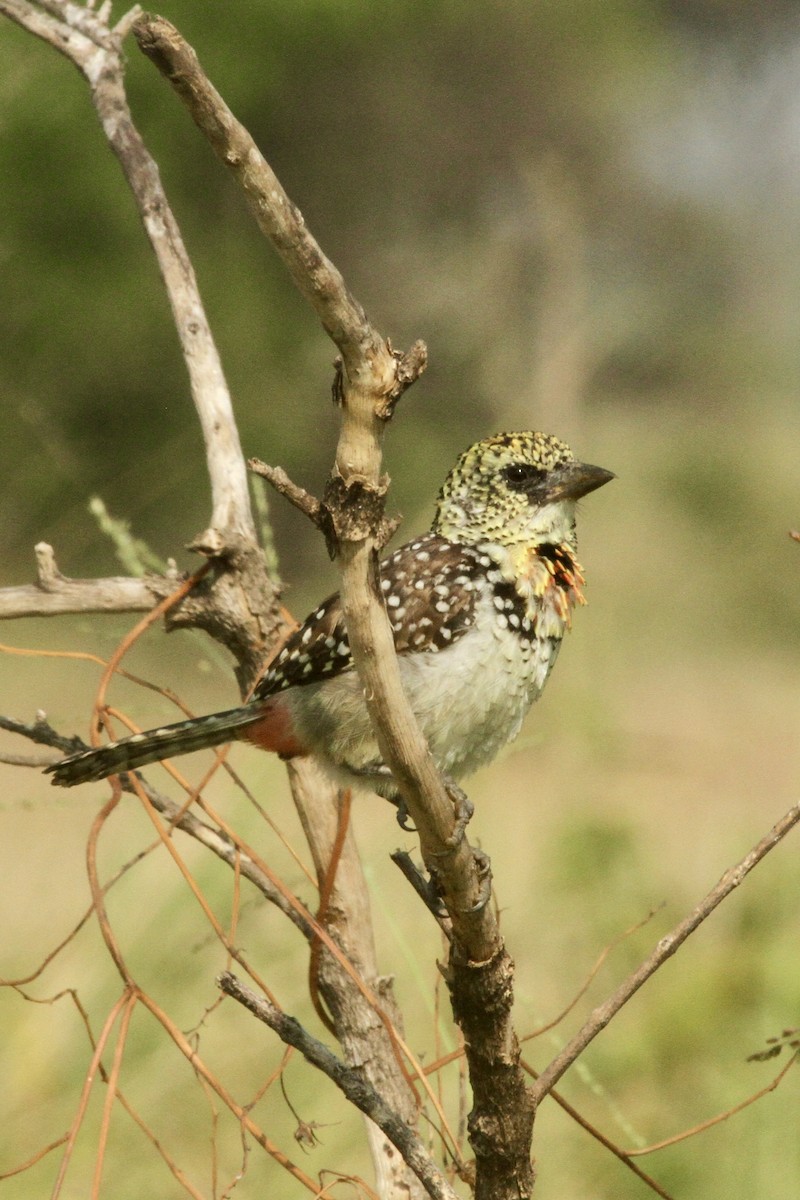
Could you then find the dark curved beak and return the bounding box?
[543,461,615,503]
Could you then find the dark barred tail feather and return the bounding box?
[46,706,262,787]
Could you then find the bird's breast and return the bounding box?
[498,542,586,630]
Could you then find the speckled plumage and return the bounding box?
[46,432,613,790]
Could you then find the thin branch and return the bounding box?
[50,988,133,1197]
[521,1062,676,1200]
[247,461,323,529]
[1,714,312,937]
[0,542,176,620]
[31,0,123,45]
[218,972,459,1200]
[92,989,137,1196]
[623,1052,797,1157]
[0,713,88,756]
[0,0,108,70]
[0,577,162,619]
[390,850,452,937]
[531,801,800,1104]
[0,1132,71,1181]
[0,751,59,767]
[133,14,399,388]
[1,3,251,540]
[99,17,252,543]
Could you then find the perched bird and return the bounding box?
[46,432,613,795]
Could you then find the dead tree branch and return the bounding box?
[134,14,535,1194]
[0,543,178,619]
[531,800,800,1105]
[218,971,459,1200]
[3,1,253,549]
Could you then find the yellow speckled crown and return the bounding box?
[432,431,576,544]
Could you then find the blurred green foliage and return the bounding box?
[1,2,799,1197]
[3,0,798,582]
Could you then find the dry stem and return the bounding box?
[531,800,800,1104]
[0,543,176,619]
[218,971,459,1200]
[134,14,534,1196]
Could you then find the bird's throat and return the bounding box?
[487,540,587,628]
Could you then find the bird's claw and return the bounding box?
[459,848,492,913]
[444,780,473,849]
[390,850,448,919]
[394,796,417,832]
[370,770,471,843]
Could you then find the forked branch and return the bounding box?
[219,971,459,1200]
[133,13,535,1196]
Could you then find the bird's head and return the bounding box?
[432,431,614,550]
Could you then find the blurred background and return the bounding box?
[1,2,798,1197]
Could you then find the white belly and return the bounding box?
[284,588,565,790]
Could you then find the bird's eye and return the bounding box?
[502,463,545,490]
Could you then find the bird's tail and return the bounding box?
[46,706,262,788]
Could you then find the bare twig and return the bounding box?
[390,850,452,936]
[0,1132,71,1182]
[0,542,176,620]
[521,1063,675,1200]
[133,15,416,391]
[247,461,323,528]
[622,1052,798,1158]
[0,713,312,935]
[0,751,59,767]
[0,712,88,755]
[531,801,800,1104]
[218,971,459,1200]
[0,0,112,67]
[1,1,253,548]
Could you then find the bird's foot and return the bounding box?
[442,778,474,849]
[393,794,417,832]
[390,850,448,919]
[346,762,419,831]
[392,775,473,839]
[460,847,492,913]
[346,765,473,844]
